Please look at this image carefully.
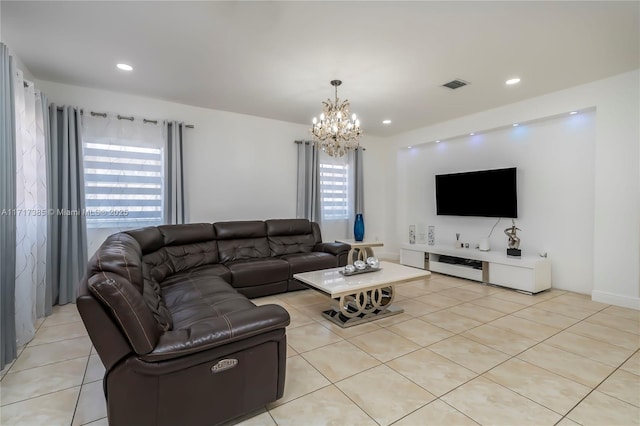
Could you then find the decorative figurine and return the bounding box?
[504,219,522,257]
[427,226,435,246]
[455,233,463,248]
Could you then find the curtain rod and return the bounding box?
[54,107,195,128]
[294,140,366,150]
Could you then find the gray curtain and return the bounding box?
[353,147,365,214]
[38,92,52,314]
[46,104,88,307]
[296,140,321,222]
[164,121,185,224]
[0,43,17,370]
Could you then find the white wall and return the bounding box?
[389,70,639,308]
[35,80,387,255]
[396,111,596,294]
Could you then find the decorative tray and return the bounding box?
[339,266,382,276]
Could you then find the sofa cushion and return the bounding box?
[141,304,290,362]
[161,276,251,329]
[225,258,289,288]
[164,241,220,272]
[215,221,270,262]
[268,234,316,256]
[280,252,338,274]
[266,219,316,256]
[126,227,164,255]
[214,220,266,239]
[217,238,270,262]
[158,223,216,246]
[87,272,160,354]
[142,249,174,287]
[143,280,173,331]
[266,219,312,236]
[161,264,232,287]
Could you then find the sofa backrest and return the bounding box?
[214,221,270,263]
[127,224,220,282]
[266,219,318,255]
[159,223,219,272]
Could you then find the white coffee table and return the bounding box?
[293,262,431,327]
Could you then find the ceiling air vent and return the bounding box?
[442,79,469,89]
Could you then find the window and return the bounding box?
[319,160,350,220]
[82,116,165,229]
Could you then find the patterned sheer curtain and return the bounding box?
[13,70,48,346]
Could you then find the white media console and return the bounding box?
[400,243,551,294]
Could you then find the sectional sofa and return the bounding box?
[77,219,349,425]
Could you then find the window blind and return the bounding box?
[83,141,163,228]
[319,162,350,220]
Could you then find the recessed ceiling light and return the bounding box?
[506,78,521,85]
[435,140,441,143]
[569,111,578,115]
[469,132,475,136]
[116,63,133,71]
[382,119,392,124]
[407,146,412,149]
[512,123,519,127]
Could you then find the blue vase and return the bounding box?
[354,213,365,242]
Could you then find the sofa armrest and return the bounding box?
[140,304,290,362]
[313,242,350,256]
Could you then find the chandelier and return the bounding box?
[311,80,362,157]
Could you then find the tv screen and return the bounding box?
[435,167,518,218]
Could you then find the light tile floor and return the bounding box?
[1,273,639,426]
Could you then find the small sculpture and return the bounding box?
[504,220,522,257]
[504,220,521,249]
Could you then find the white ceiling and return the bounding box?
[1,1,638,137]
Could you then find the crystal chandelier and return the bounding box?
[311,80,362,157]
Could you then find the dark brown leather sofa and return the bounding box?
[77,219,349,426]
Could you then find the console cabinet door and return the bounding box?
[400,249,426,269]
[489,263,535,292]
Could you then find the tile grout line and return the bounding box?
[240,285,632,424]
[348,288,565,423]
[382,291,621,423]
[70,355,93,426]
[558,347,640,424]
[3,353,93,376]
[469,303,635,422]
[0,383,83,408]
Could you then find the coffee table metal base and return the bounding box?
[321,286,403,328]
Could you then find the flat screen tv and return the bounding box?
[435,167,518,218]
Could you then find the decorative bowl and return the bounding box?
[354,260,367,270]
[344,264,356,273]
[366,256,380,268]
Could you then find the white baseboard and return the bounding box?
[592,290,640,310]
